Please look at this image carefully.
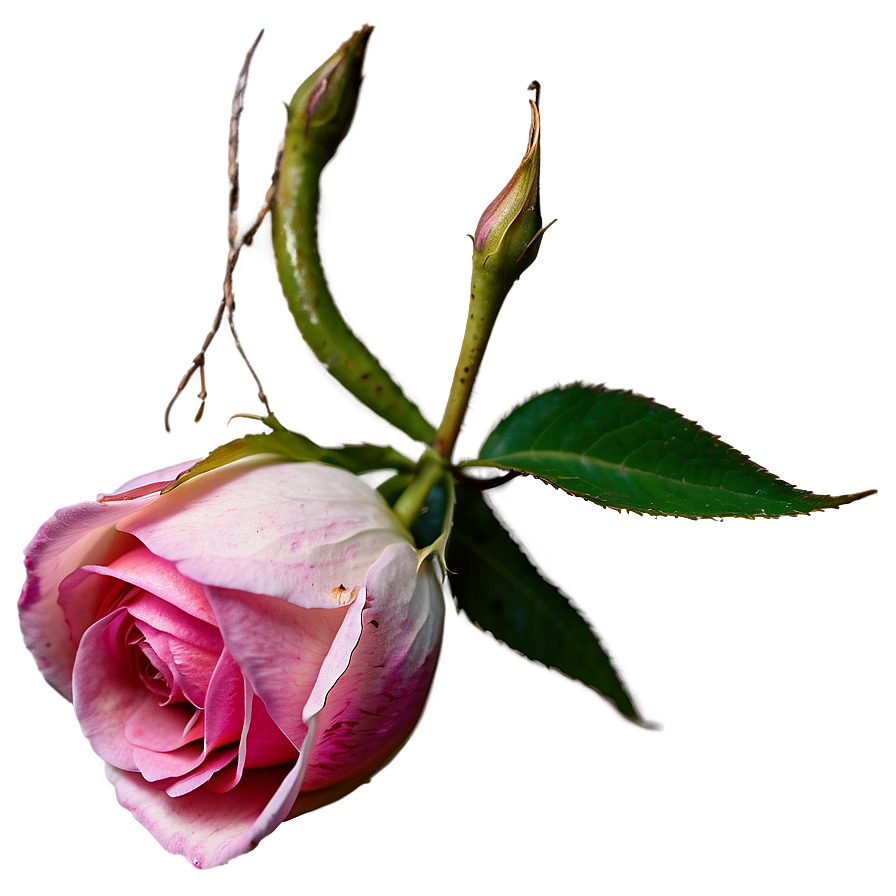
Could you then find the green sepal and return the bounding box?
[379,473,453,556]
[416,473,455,571]
[447,487,650,725]
[469,383,875,519]
[164,417,414,493]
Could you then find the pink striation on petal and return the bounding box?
[299,542,444,794]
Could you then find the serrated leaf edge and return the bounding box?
[468,382,876,519]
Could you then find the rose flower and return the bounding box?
[19,458,444,868]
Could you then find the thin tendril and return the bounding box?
[164,30,277,431]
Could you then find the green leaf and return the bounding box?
[470,383,875,519]
[448,487,649,725]
[165,425,414,493]
[320,442,417,475]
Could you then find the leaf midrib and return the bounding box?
[475,448,795,502]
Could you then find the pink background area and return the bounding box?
[3,2,893,893]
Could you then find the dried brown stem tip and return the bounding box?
[164,30,275,432]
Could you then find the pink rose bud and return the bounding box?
[286,24,372,162]
[472,87,551,284]
[19,459,444,868]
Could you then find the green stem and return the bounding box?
[270,27,435,443]
[392,449,446,530]
[272,144,437,444]
[431,266,510,461]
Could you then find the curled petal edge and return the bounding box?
[20,463,193,699]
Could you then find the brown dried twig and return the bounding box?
[164,29,278,431]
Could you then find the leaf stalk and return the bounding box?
[392,449,446,530]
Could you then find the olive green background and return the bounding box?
[3,2,892,893]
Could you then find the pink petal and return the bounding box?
[202,584,346,750]
[120,460,412,609]
[59,549,222,709]
[130,622,220,708]
[137,639,179,701]
[124,700,203,753]
[162,746,240,797]
[244,692,301,769]
[131,740,205,783]
[106,718,318,869]
[204,676,253,794]
[203,649,246,752]
[72,610,152,771]
[99,545,219,628]
[55,566,136,658]
[300,543,444,793]
[74,610,209,779]
[19,462,193,699]
[202,688,301,796]
[21,502,148,699]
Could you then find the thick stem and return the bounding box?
[392,449,445,530]
[270,26,435,442]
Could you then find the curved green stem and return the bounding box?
[271,29,436,445]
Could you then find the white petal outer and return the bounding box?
[19,461,194,699]
[119,458,414,609]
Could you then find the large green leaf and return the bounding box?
[448,487,649,725]
[470,383,874,518]
[165,426,414,493]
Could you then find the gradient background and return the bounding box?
[3,2,893,893]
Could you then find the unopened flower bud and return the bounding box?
[285,25,373,163]
[21,458,444,868]
[472,86,552,284]
[431,88,554,461]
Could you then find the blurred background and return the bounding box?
[2,2,893,893]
